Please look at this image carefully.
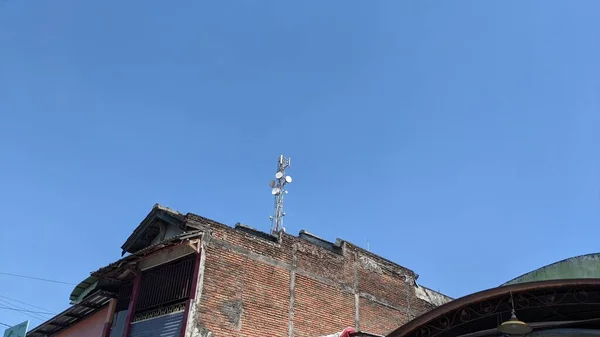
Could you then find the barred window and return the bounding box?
[135,254,196,313]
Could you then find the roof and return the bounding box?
[120,204,186,255]
[92,230,203,278]
[69,275,98,304]
[27,290,115,337]
[386,279,600,337]
[503,253,600,286]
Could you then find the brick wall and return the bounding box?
[184,215,451,337]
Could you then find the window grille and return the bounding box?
[135,254,196,313]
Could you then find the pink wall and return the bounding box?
[54,306,109,337]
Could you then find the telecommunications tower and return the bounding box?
[269,155,292,235]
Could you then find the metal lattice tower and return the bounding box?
[269,155,292,235]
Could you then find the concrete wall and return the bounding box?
[183,215,451,337]
[54,306,108,337]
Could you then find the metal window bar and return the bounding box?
[135,254,196,314]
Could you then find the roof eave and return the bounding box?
[120,204,185,255]
[93,230,204,279]
[69,275,99,304]
[27,290,115,337]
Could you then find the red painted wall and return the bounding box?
[54,306,108,337]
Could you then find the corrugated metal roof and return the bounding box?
[27,290,115,337]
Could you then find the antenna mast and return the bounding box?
[269,155,292,235]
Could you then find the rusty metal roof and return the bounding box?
[27,290,115,337]
[386,279,600,337]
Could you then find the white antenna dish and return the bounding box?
[271,187,280,195]
[275,171,284,179]
[285,176,292,183]
[269,180,276,188]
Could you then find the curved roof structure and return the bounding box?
[69,275,98,304]
[387,279,600,337]
[503,253,600,286]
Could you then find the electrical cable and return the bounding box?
[0,299,48,322]
[0,294,54,313]
[0,306,54,315]
[0,272,76,285]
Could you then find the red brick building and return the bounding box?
[28,204,451,337]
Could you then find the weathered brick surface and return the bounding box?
[411,297,437,318]
[357,263,409,309]
[294,274,355,337]
[359,297,407,336]
[195,245,247,336]
[295,241,353,287]
[189,216,296,265]
[187,218,449,337]
[240,257,290,336]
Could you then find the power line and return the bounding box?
[0,292,60,325]
[0,306,46,323]
[0,299,48,322]
[0,294,54,313]
[0,306,54,315]
[0,295,56,323]
[0,306,54,323]
[0,321,12,328]
[0,272,76,285]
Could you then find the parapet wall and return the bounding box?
[183,214,452,337]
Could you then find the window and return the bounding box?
[135,254,196,313]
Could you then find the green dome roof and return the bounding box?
[503,253,600,286]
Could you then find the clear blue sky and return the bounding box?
[1,0,599,328]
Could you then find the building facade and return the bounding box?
[52,306,111,337]
[28,204,451,337]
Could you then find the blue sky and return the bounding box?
[1,0,599,328]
